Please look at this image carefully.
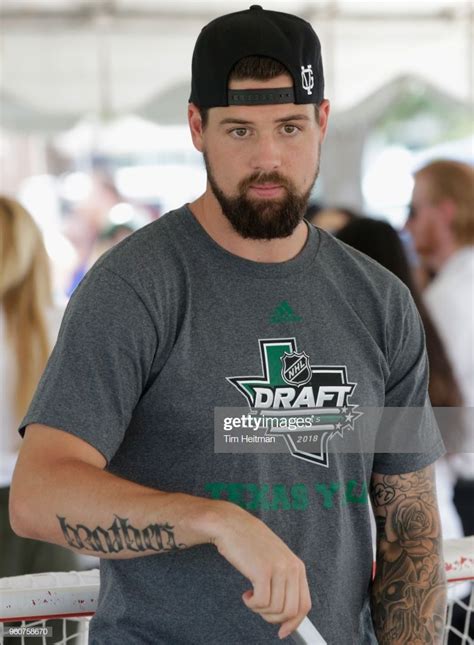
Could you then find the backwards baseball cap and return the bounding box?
[189,4,324,108]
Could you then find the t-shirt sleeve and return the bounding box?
[19,266,158,463]
[372,291,445,475]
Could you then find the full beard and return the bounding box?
[203,149,320,240]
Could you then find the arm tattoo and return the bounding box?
[370,466,447,644]
[57,515,187,554]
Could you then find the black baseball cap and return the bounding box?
[189,5,324,108]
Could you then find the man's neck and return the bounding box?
[188,191,309,263]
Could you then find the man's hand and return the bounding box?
[207,501,312,640]
[370,464,447,644]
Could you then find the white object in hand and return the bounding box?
[292,617,327,644]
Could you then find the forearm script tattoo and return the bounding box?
[370,466,447,644]
[57,515,186,554]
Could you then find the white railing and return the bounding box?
[0,537,472,645]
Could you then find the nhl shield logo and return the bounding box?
[281,351,312,386]
[301,65,314,96]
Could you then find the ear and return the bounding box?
[318,99,331,141]
[188,103,205,152]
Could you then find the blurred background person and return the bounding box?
[408,160,473,410]
[307,204,360,234]
[64,172,123,296]
[407,160,474,537]
[64,172,151,295]
[0,196,78,576]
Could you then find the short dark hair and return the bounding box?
[198,56,321,128]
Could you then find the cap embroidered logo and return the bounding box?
[301,65,314,96]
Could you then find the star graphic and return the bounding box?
[335,422,342,430]
[345,413,354,423]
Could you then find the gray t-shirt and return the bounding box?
[20,205,444,645]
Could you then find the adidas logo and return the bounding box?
[270,301,303,324]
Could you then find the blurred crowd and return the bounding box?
[0,159,472,585]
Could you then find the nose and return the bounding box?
[249,132,282,173]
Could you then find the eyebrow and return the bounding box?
[218,114,311,126]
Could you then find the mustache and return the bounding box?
[238,171,292,193]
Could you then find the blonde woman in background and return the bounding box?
[0,196,77,576]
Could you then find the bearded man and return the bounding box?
[11,6,447,643]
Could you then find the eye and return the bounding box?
[230,127,250,138]
[281,124,300,136]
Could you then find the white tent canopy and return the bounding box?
[1,0,472,131]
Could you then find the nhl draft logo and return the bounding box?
[301,65,314,96]
[227,338,362,468]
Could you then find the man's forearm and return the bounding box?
[370,466,447,644]
[10,458,227,559]
[11,426,314,640]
